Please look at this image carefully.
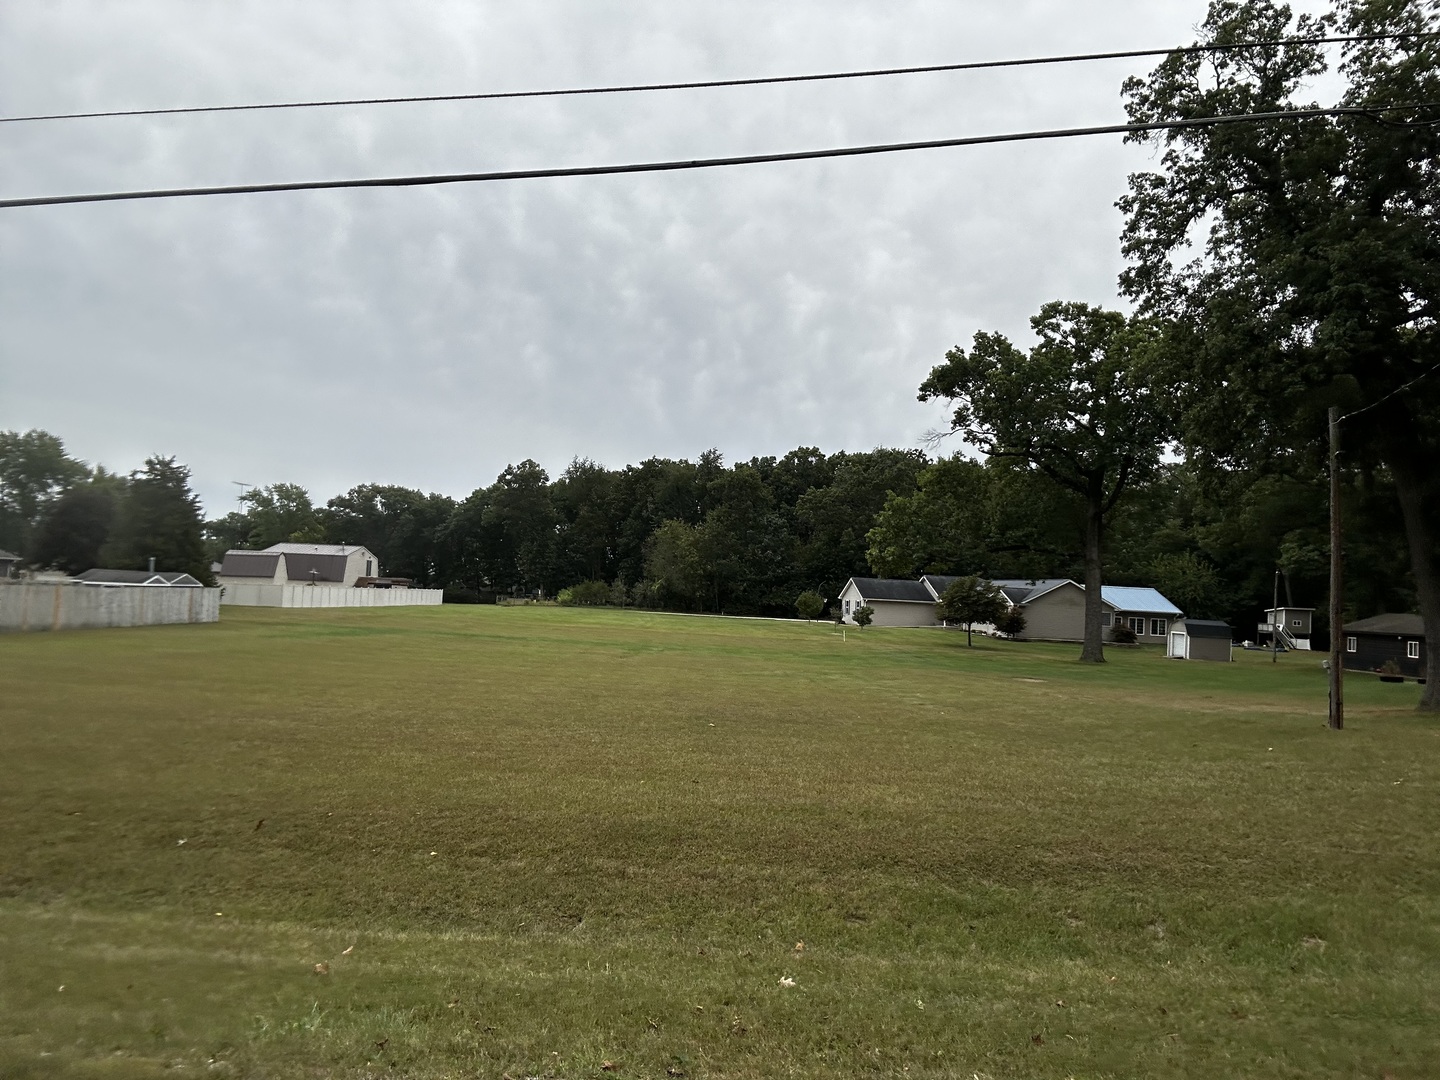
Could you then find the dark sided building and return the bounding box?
[1342,613,1427,681]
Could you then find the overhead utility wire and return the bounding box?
[3,103,1434,211]
[2,32,1434,125]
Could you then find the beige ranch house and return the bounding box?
[837,575,1181,644]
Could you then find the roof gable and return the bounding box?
[845,577,936,603]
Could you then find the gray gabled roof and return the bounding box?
[845,577,935,603]
[1175,619,1233,639]
[0,548,21,561]
[990,578,1076,605]
[920,574,960,599]
[75,569,203,586]
[265,542,371,557]
[1344,613,1425,637]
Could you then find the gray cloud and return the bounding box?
[0,0,1332,514]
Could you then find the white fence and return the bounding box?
[221,583,443,608]
[0,583,221,633]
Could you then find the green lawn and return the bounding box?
[1,606,1436,1079]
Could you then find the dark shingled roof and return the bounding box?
[283,552,348,582]
[221,551,282,578]
[848,577,935,603]
[1175,619,1233,639]
[1344,613,1425,637]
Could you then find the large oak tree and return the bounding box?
[920,301,1171,663]
[1120,0,1440,707]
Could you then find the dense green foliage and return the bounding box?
[1,427,1423,636]
[1120,0,1440,701]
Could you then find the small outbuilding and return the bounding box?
[1342,613,1427,681]
[0,549,21,579]
[1167,619,1234,662]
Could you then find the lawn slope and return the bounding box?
[1,606,1436,1078]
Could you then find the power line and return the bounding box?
[2,33,1434,125]
[2,103,1434,211]
[1338,360,1440,422]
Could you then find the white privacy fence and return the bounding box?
[220,583,443,608]
[0,583,220,632]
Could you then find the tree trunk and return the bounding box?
[1391,465,1440,712]
[1079,493,1106,664]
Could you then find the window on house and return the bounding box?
[844,599,851,615]
[1128,616,1146,634]
[1102,613,1112,627]
[1408,641,1421,659]
[1346,636,1357,653]
[1151,619,1167,637]
[1291,618,1302,627]
[366,559,373,576]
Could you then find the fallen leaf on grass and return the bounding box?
[778,976,796,988]
[1054,1000,1066,1007]
[341,945,354,956]
[1030,1034,1044,1046]
[793,941,805,952]
[1301,936,1327,951]
[600,1063,617,1072]
[254,819,264,831]
[313,962,329,975]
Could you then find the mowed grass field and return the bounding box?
[1,606,1437,1080]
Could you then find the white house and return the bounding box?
[217,543,381,589]
[836,577,941,626]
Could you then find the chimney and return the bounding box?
[148,556,156,572]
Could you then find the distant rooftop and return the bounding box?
[1344,613,1424,637]
[265,543,370,556]
[846,577,935,603]
[75,569,203,587]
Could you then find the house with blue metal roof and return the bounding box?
[838,574,1182,641]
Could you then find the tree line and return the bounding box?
[0,426,1417,635]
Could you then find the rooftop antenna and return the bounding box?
[232,481,251,511]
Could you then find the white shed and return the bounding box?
[1167,619,1234,662]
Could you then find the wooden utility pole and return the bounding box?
[1328,405,1344,731]
[1272,568,1280,664]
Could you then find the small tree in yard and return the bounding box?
[994,606,1026,639]
[796,589,825,622]
[852,604,874,628]
[935,576,1009,646]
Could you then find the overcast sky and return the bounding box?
[0,1,1333,516]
